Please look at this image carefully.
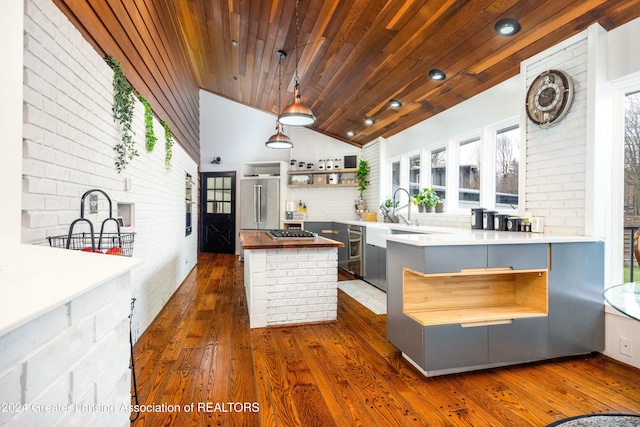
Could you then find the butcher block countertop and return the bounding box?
[240,230,344,249]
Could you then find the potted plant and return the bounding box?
[355,160,370,211]
[384,198,399,208]
[414,188,441,213]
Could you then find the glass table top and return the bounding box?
[603,282,640,322]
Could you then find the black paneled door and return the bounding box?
[200,171,235,253]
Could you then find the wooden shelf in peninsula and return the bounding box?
[402,267,548,327]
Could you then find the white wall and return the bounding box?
[22,0,198,341]
[385,77,521,158]
[199,90,365,229]
[199,90,289,172]
[0,0,23,246]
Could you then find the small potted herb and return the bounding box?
[413,188,441,213]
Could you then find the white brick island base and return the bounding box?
[243,247,339,328]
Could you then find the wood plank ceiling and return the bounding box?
[174,0,640,147]
[54,0,640,155]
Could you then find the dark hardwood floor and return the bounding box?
[131,253,640,426]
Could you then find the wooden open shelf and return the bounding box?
[403,267,548,327]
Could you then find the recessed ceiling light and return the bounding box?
[364,117,375,125]
[346,130,355,138]
[389,99,402,108]
[429,69,446,80]
[232,39,239,46]
[495,18,521,36]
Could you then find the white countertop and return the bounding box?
[0,244,142,336]
[383,229,602,246]
[325,220,603,247]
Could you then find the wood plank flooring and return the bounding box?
[131,253,640,426]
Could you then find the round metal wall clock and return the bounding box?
[525,69,574,127]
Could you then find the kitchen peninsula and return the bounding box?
[383,230,604,377]
[240,230,344,328]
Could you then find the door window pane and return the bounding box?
[431,148,446,201]
[495,126,520,209]
[207,175,232,214]
[458,138,481,208]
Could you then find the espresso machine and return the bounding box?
[285,201,297,220]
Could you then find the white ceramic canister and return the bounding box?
[318,159,325,170]
[328,173,339,184]
[326,159,333,170]
[333,157,341,169]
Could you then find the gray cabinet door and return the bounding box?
[364,244,387,292]
[424,324,488,371]
[303,221,333,235]
[424,245,487,273]
[488,244,548,269]
[379,247,387,292]
[547,242,604,357]
[488,318,548,363]
[364,244,379,287]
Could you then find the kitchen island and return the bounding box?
[384,231,604,377]
[240,230,344,328]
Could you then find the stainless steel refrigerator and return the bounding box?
[240,179,280,230]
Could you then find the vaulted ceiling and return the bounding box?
[54,0,640,157]
[174,0,640,146]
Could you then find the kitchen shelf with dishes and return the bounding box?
[288,168,358,187]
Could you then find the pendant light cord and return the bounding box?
[294,0,300,96]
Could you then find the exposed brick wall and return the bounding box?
[22,0,198,341]
[523,34,589,235]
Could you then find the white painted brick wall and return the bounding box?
[0,274,131,427]
[245,248,338,327]
[523,33,589,235]
[22,0,198,344]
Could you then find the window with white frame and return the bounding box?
[391,160,400,196]
[431,147,446,201]
[458,137,481,209]
[495,125,520,209]
[409,153,421,196]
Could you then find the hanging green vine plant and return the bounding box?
[105,55,138,173]
[161,120,174,171]
[138,95,157,153]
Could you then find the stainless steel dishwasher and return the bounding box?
[347,224,363,277]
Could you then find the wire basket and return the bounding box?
[47,189,136,257]
[48,231,135,256]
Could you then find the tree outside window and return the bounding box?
[431,147,446,201]
[458,138,481,208]
[624,91,640,280]
[495,126,519,209]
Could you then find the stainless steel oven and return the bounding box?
[347,224,363,277]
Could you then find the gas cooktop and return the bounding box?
[268,229,317,239]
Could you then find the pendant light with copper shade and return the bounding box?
[278,0,316,127]
[265,50,293,149]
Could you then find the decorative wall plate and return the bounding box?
[525,69,574,127]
